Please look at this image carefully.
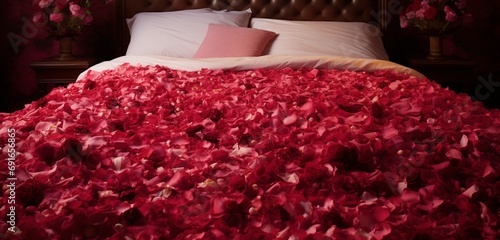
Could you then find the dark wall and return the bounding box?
[0,0,115,113]
[455,0,500,109]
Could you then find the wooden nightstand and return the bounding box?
[31,55,101,94]
[405,56,477,93]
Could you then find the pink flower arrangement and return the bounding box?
[400,0,466,34]
[32,0,93,36]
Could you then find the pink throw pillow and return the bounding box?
[194,24,277,58]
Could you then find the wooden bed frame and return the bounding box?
[114,0,391,57]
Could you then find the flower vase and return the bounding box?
[57,36,75,60]
[427,36,444,60]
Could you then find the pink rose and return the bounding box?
[444,6,458,22]
[49,13,64,23]
[406,11,416,20]
[32,11,44,24]
[400,16,409,28]
[415,8,425,19]
[69,2,85,18]
[38,0,53,8]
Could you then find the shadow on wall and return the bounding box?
[0,0,115,113]
[444,0,500,109]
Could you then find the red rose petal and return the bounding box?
[382,125,399,140]
[445,149,462,160]
[170,136,190,146]
[283,113,297,125]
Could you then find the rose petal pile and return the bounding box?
[1,63,499,239]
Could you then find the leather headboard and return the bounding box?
[114,0,389,56]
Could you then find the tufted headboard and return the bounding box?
[114,0,390,56]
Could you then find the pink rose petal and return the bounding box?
[170,136,190,145]
[459,134,468,148]
[382,125,399,139]
[401,189,420,204]
[445,149,462,160]
[462,185,479,198]
[279,172,299,184]
[283,113,297,125]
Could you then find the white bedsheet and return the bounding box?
[77,55,424,81]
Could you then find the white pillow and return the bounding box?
[126,9,252,57]
[250,18,389,60]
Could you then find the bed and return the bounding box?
[1,0,499,239]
